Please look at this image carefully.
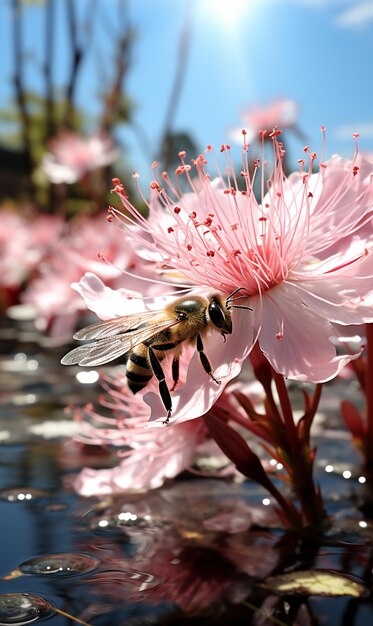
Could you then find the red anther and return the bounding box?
[231,188,237,196]
[150,180,161,190]
[206,250,215,257]
[242,129,247,135]
[178,150,186,158]
[303,145,309,152]
[297,159,305,165]
[167,227,174,233]
[269,128,282,138]
[97,252,105,260]
[276,331,284,340]
[223,189,230,194]
[106,215,113,222]
[353,133,360,138]
[276,192,282,197]
[206,144,212,151]
[254,159,260,167]
[189,211,197,219]
[112,177,121,185]
[152,161,158,169]
[302,174,308,183]
[175,166,183,175]
[204,217,212,227]
[352,166,359,176]
[174,206,181,214]
[310,152,317,160]
[259,216,267,221]
[265,203,269,208]
[220,144,226,152]
[321,125,326,132]
[308,192,313,198]
[258,129,267,138]
[231,249,241,256]
[320,163,327,169]
[187,244,192,251]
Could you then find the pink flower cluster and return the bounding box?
[0,209,63,308]
[0,208,164,338]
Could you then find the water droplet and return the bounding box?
[0,593,52,624]
[0,488,49,503]
[19,553,99,577]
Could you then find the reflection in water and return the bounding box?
[1,327,373,624]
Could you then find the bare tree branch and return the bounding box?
[44,0,55,141]
[11,0,35,200]
[99,0,132,133]
[64,0,98,129]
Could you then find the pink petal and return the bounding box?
[71,273,134,319]
[259,284,361,382]
[72,272,170,321]
[145,308,254,423]
[286,275,373,324]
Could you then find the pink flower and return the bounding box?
[230,98,299,144]
[41,130,118,184]
[22,214,162,337]
[0,210,63,289]
[73,370,208,495]
[68,132,372,426]
[88,131,371,425]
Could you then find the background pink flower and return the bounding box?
[0,210,63,291]
[22,214,163,338]
[230,98,299,144]
[41,130,119,184]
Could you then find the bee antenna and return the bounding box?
[231,305,253,311]
[226,287,245,301]
[228,294,248,303]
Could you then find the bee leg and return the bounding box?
[196,333,221,385]
[170,357,179,391]
[148,347,172,424]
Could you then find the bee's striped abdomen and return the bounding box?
[126,348,153,394]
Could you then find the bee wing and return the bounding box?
[73,309,163,341]
[61,317,182,367]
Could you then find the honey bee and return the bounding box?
[61,288,251,423]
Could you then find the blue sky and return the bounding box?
[1,0,373,177]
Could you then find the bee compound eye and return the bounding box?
[208,301,226,329]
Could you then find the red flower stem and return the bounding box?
[272,370,299,459]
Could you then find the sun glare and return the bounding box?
[198,0,258,33]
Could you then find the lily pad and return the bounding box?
[259,570,367,597]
